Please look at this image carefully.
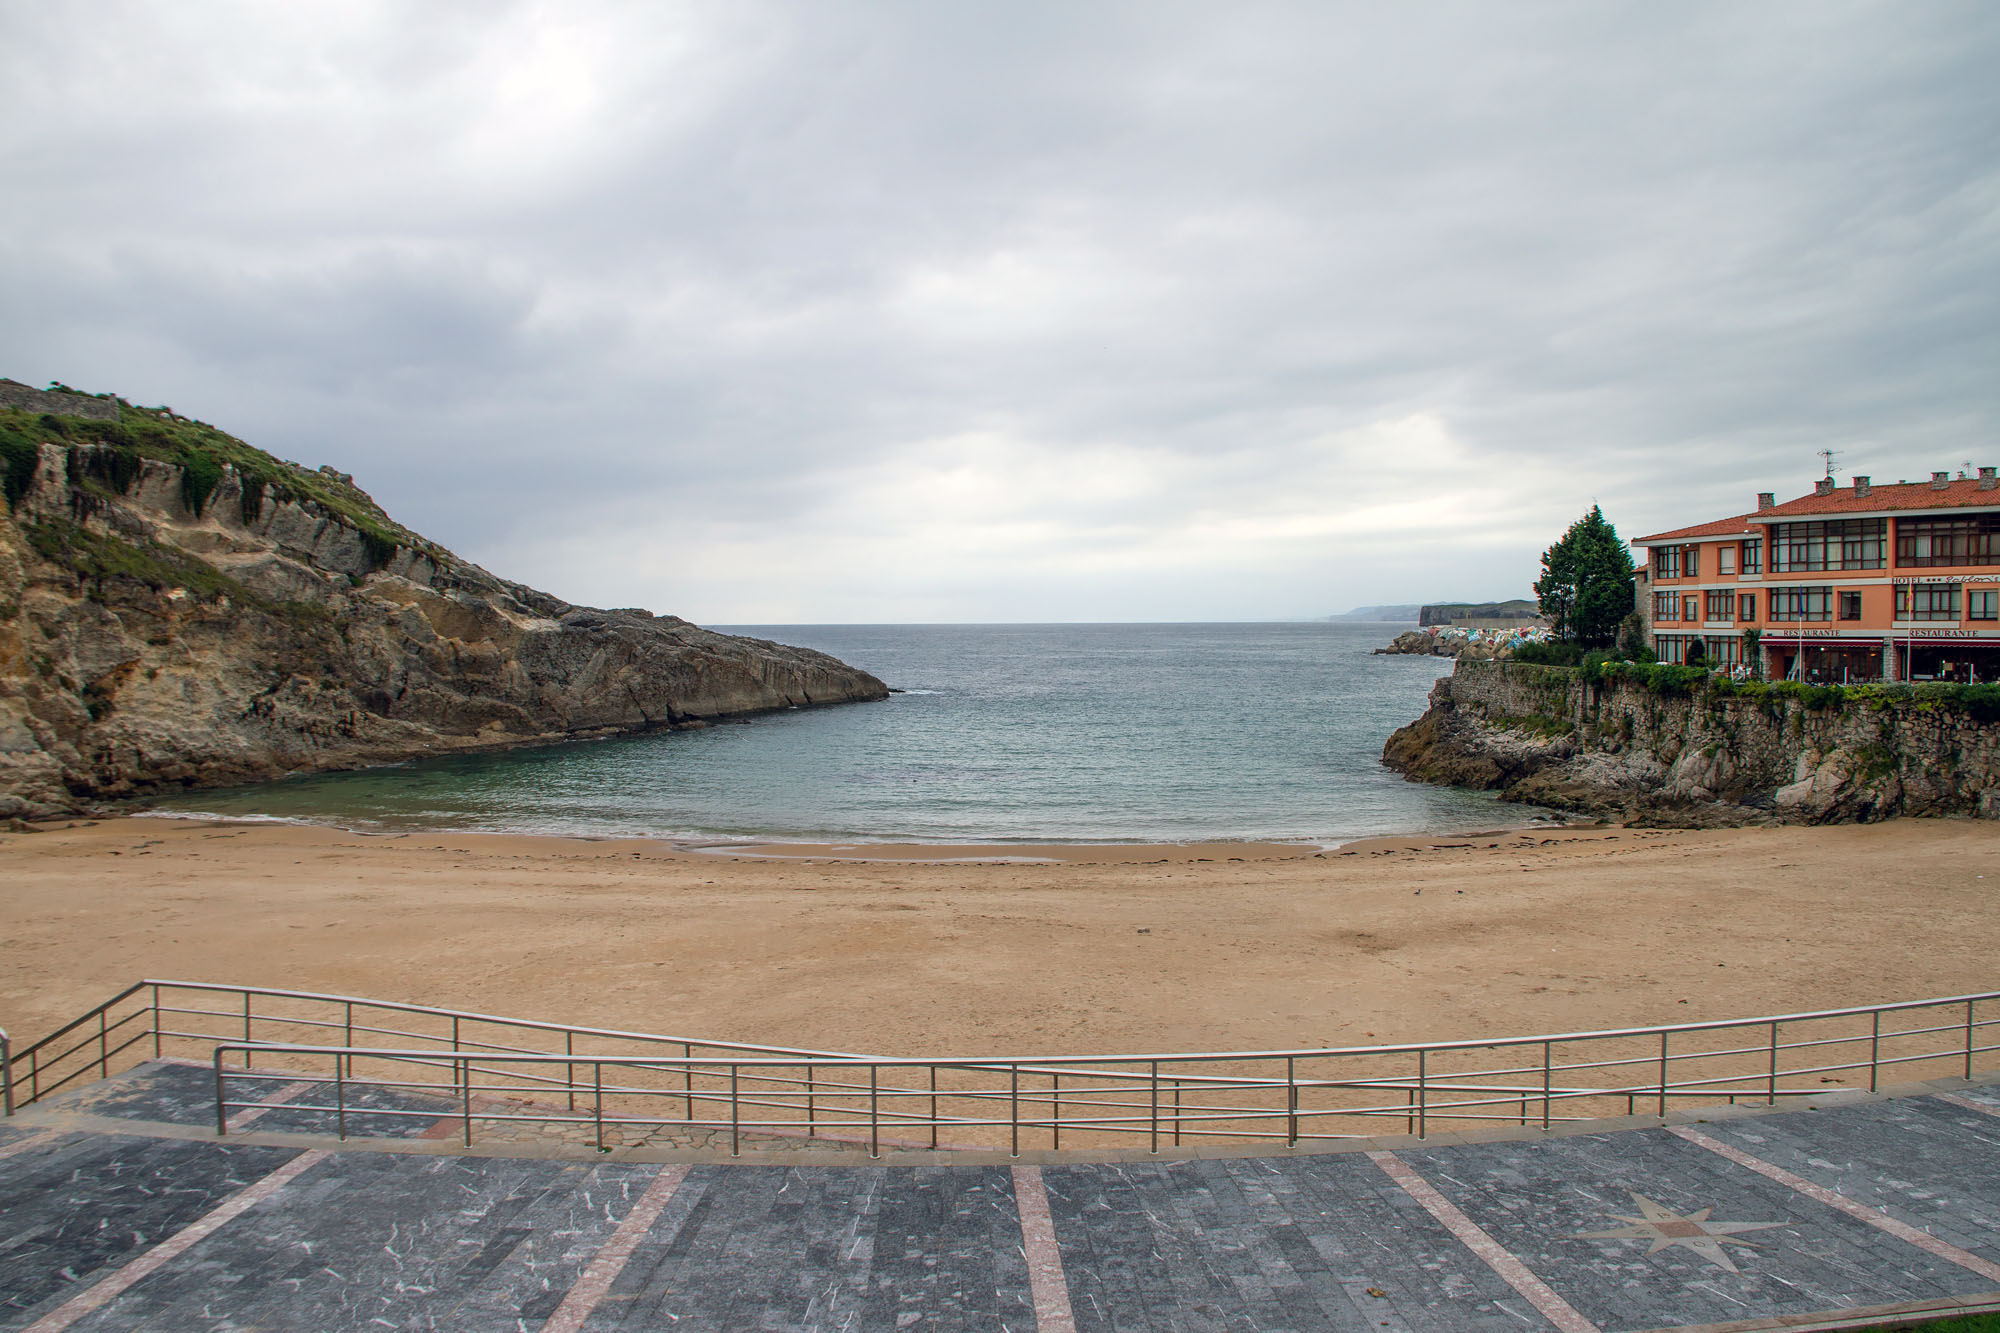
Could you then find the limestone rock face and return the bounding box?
[0,409,888,818]
[1381,659,2000,827]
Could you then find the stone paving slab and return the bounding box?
[1043,1156,1536,1332]
[7,1061,2000,1331]
[1399,1123,1997,1332]
[0,1132,299,1327]
[52,1058,456,1139]
[49,1152,655,1332]
[1697,1098,2000,1267]
[580,1165,1035,1332]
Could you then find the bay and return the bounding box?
[155,622,1542,843]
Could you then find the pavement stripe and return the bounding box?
[1936,1092,2000,1120]
[25,1148,328,1332]
[1369,1150,1599,1333]
[541,1163,690,1333]
[1669,1125,2000,1284]
[1011,1165,1078,1333]
[0,1130,61,1162]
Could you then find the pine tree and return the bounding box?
[1535,507,1636,648]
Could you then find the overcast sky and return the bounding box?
[3,3,1996,622]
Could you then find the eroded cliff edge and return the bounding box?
[0,389,889,818]
[1383,659,2000,826]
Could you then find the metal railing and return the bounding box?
[7,982,1997,1157]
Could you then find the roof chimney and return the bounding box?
[1932,470,1950,490]
[1981,466,1997,491]
[1756,491,1774,511]
[1815,477,1835,497]
[1853,475,1870,497]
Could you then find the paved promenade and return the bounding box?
[3,1062,1999,1331]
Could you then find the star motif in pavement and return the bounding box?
[1575,1193,1786,1273]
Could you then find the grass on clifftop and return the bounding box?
[1,391,440,571]
[1498,655,2000,722]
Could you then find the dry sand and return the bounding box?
[1,817,1995,1056]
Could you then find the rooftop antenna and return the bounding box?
[1818,447,1839,480]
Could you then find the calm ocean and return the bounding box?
[156,622,1543,844]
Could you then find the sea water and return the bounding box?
[154,622,1543,843]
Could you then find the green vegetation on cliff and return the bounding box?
[1504,656,2000,722]
[0,397,434,568]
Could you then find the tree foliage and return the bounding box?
[1535,506,1636,648]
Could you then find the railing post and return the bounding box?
[1968,1000,1977,1080]
[566,1030,576,1115]
[685,1042,694,1119]
[806,1062,816,1139]
[1768,1022,1779,1105]
[1870,1011,1881,1093]
[99,1009,109,1078]
[243,992,252,1070]
[152,983,162,1059]
[461,1056,473,1147]
[344,1001,354,1079]
[869,1065,880,1159]
[1149,1061,1159,1154]
[1051,1071,1060,1152]
[335,1052,346,1141]
[1417,1050,1427,1139]
[731,1064,740,1158]
[1010,1064,1020,1158]
[1658,1031,1669,1117]
[1173,1079,1182,1147]
[594,1062,604,1153]
[930,1066,939,1151]
[214,1049,228,1137]
[1541,1041,1552,1130]
[1,1029,12,1117]
[1286,1055,1298,1146]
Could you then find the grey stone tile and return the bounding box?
[1044,1156,1532,1332]
[1401,1126,1996,1333]
[585,1165,1032,1332]
[0,1134,299,1328]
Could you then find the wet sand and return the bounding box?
[1,817,1994,1056]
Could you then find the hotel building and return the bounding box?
[1632,468,2000,683]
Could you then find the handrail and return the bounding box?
[9,982,1997,1152]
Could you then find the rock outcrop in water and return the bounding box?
[1383,659,2000,826]
[0,386,889,818]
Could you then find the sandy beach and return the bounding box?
[1,817,1995,1057]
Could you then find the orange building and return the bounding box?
[1632,468,2000,683]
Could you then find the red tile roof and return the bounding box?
[1633,474,2000,544]
[1631,514,1759,545]
[1759,475,2000,517]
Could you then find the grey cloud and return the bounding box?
[2,2,1996,620]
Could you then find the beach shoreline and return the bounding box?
[3,816,1994,1063]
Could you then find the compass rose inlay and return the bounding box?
[1575,1193,1787,1272]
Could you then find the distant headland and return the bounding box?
[0,381,888,819]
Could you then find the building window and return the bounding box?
[1653,591,1678,621]
[1768,586,1832,621]
[1770,519,1887,572]
[1717,546,1736,575]
[1682,545,1699,577]
[1742,539,1762,574]
[1896,517,2000,568]
[1704,636,1742,668]
[1652,547,1682,579]
[1895,584,1962,621]
[1838,591,1862,621]
[1971,590,1999,621]
[1738,593,1756,621]
[1683,596,1699,622]
[1655,634,1690,664]
[1705,590,1733,621]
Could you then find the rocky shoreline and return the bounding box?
[1382,659,2000,826]
[0,394,889,819]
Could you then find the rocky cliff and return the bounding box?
[0,389,889,818]
[1383,659,2000,826]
